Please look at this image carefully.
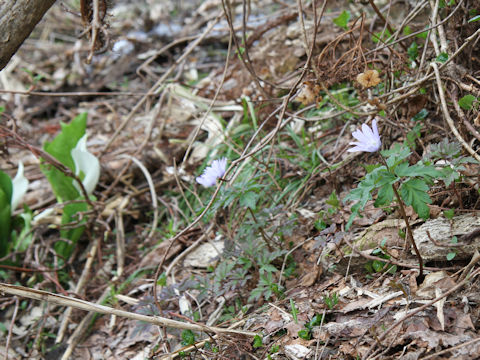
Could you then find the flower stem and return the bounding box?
[380,156,424,278]
[391,183,423,278]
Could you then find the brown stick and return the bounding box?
[0,0,57,70]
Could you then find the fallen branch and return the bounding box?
[0,283,258,337]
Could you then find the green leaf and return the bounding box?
[0,188,12,257]
[416,29,428,39]
[55,202,88,258]
[0,171,13,256]
[468,15,480,23]
[399,178,431,219]
[297,329,311,340]
[333,10,350,30]
[0,170,13,204]
[412,108,429,122]
[326,190,340,208]
[375,184,394,207]
[181,330,196,346]
[407,42,418,60]
[11,211,33,252]
[436,52,449,63]
[309,314,323,327]
[372,260,385,272]
[290,299,298,323]
[394,163,442,178]
[372,29,392,43]
[240,191,258,210]
[458,95,476,110]
[253,335,263,348]
[446,252,456,261]
[403,25,412,35]
[443,209,454,219]
[41,113,87,202]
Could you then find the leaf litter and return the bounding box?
[1,0,480,359]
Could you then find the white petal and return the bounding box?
[71,135,100,196]
[11,162,29,210]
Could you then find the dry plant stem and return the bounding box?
[431,62,480,162]
[101,13,221,155]
[378,157,423,276]
[450,86,480,143]
[0,89,145,97]
[221,0,268,99]
[56,242,98,343]
[458,250,480,283]
[115,212,125,277]
[367,0,395,36]
[391,183,423,277]
[362,268,480,359]
[158,320,249,360]
[86,0,102,64]
[342,236,451,272]
[164,224,215,278]
[421,337,480,360]
[61,287,111,360]
[152,0,328,315]
[364,0,463,57]
[0,283,257,337]
[182,29,233,163]
[296,0,310,54]
[4,296,18,360]
[119,155,158,242]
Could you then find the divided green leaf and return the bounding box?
[399,178,431,219]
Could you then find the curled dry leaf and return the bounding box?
[356,69,381,88]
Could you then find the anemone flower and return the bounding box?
[71,135,100,196]
[196,158,227,187]
[347,119,381,153]
[11,161,29,210]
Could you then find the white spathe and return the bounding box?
[11,161,29,210]
[71,135,100,196]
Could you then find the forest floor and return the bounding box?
[2,0,480,359]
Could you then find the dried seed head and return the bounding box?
[356,70,381,88]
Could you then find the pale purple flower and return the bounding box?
[196,158,227,187]
[347,119,381,153]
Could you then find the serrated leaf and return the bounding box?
[240,191,258,210]
[375,184,394,207]
[399,178,431,219]
[394,163,442,178]
[458,95,476,110]
[333,10,350,30]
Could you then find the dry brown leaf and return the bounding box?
[356,70,381,88]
